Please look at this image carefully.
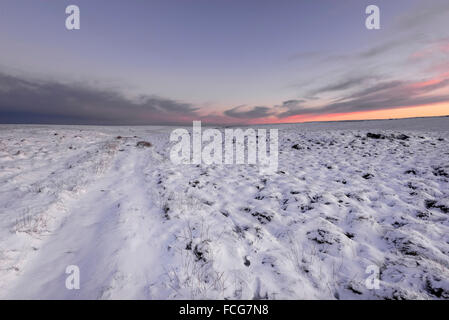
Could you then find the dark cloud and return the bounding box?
[310,76,377,96]
[357,39,406,59]
[280,99,305,106]
[397,1,449,30]
[289,38,409,66]
[0,72,199,125]
[224,105,273,119]
[276,78,449,118]
[344,81,403,100]
[276,100,307,118]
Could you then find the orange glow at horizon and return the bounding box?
[253,102,449,124]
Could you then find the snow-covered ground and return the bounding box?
[0,116,448,300]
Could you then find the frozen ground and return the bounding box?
[0,116,448,300]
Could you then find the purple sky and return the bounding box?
[1,0,449,124]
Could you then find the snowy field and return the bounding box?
[0,116,448,300]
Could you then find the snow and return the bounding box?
[0,116,448,299]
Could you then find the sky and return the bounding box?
[0,0,449,125]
